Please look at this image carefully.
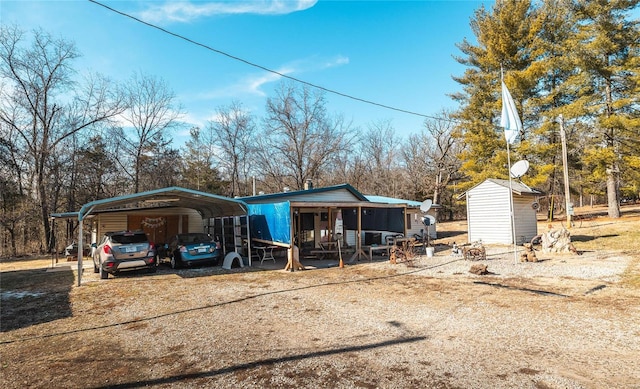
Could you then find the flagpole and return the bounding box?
[501,66,519,263]
[506,138,518,263]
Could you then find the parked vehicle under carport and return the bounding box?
[92,230,157,279]
[159,233,222,269]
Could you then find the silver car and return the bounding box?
[92,230,157,279]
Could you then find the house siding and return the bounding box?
[466,180,538,244]
[93,208,203,241]
[406,209,437,239]
[513,196,538,244]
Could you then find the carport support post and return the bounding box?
[289,206,295,272]
[77,216,83,286]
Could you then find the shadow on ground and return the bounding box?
[1,267,74,332]
[571,234,619,242]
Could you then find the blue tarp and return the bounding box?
[247,201,291,245]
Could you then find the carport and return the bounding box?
[71,187,248,286]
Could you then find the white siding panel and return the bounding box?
[467,181,512,244]
[406,210,437,239]
[466,180,539,245]
[345,230,357,247]
[513,196,538,244]
[95,214,127,238]
[94,208,203,237]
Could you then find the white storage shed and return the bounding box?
[463,179,542,245]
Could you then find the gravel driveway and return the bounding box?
[1,246,639,389]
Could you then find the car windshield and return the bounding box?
[178,234,212,244]
[110,233,148,244]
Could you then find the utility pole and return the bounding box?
[559,115,572,228]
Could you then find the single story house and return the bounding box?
[54,184,439,283]
[234,183,438,262]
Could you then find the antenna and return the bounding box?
[510,160,530,179]
[421,215,436,226]
[420,199,433,213]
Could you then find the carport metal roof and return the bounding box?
[77,186,247,221]
[67,187,247,286]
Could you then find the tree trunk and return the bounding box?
[8,226,17,257]
[604,78,620,219]
[39,172,53,253]
[606,165,620,218]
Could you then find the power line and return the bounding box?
[88,0,445,122]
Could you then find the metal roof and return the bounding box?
[240,183,369,203]
[457,178,543,199]
[364,195,436,208]
[77,186,248,220]
[485,179,543,195]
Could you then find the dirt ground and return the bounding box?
[1,205,639,388]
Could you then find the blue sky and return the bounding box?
[1,0,489,144]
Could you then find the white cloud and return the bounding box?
[196,65,292,100]
[139,0,318,24]
[193,54,349,102]
[326,55,350,68]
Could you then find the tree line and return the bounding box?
[1,0,638,257]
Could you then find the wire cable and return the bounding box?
[88,0,445,121]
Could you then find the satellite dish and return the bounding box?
[420,199,433,213]
[421,215,436,226]
[510,160,530,179]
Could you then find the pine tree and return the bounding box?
[524,0,584,216]
[571,0,640,217]
[452,0,540,191]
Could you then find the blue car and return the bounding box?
[163,233,221,269]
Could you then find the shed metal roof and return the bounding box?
[484,179,543,196]
[458,178,543,199]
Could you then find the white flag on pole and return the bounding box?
[500,80,522,144]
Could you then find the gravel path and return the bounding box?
[1,247,639,388]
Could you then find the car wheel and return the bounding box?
[99,264,108,279]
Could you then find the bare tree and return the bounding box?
[181,127,222,193]
[257,82,356,192]
[206,101,256,197]
[403,111,462,218]
[116,72,183,193]
[0,127,27,257]
[358,119,402,196]
[0,26,124,252]
[325,142,368,189]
